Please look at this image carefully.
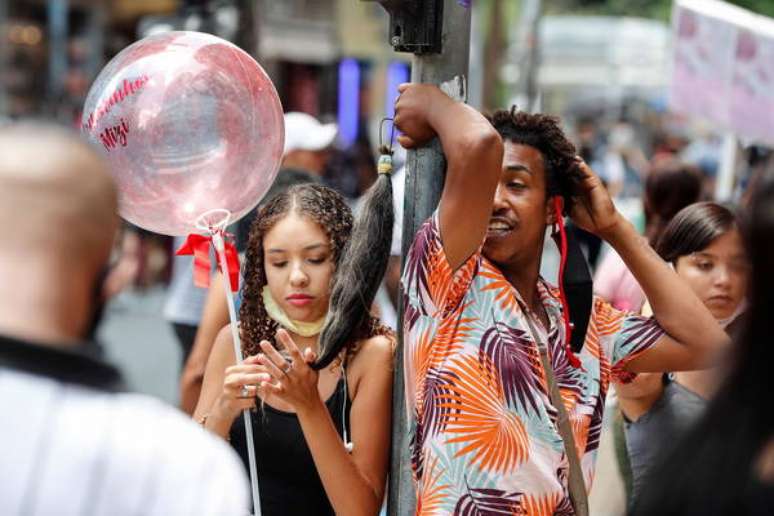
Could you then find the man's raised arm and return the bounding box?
[568,160,729,372]
[394,83,503,271]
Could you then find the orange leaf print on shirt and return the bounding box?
[432,301,477,367]
[438,354,530,474]
[426,244,455,308]
[557,388,591,457]
[557,387,578,414]
[412,303,477,417]
[426,244,476,314]
[479,260,520,313]
[412,328,435,419]
[583,318,602,361]
[570,412,591,457]
[593,298,625,337]
[417,454,450,516]
[517,491,563,516]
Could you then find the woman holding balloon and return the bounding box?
[79,30,397,514]
[194,183,395,515]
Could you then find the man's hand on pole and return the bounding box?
[394,83,450,149]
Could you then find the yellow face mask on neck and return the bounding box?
[261,286,326,337]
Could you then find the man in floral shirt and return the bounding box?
[394,84,728,515]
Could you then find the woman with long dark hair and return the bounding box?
[616,202,749,506]
[633,187,774,515]
[193,183,395,515]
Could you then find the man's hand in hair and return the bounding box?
[568,157,622,240]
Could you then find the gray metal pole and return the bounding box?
[47,0,69,108]
[0,0,7,118]
[387,1,471,514]
[524,0,542,112]
[84,3,106,82]
[715,132,739,202]
[511,0,542,113]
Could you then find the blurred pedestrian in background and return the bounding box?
[633,184,774,516]
[616,202,749,508]
[0,123,249,515]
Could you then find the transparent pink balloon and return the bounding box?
[81,31,284,236]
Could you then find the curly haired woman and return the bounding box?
[194,183,394,516]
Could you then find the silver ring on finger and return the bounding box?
[282,360,293,376]
[240,386,250,398]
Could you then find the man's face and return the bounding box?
[482,142,552,268]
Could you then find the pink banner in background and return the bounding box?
[730,28,774,144]
[669,0,774,145]
[669,7,737,127]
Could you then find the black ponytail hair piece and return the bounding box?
[313,157,395,370]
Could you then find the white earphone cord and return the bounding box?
[342,361,353,453]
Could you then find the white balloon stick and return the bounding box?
[212,229,262,516]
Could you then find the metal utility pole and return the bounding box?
[368,1,472,514]
[482,0,504,110]
[511,0,542,112]
[0,0,7,117]
[716,132,740,202]
[236,0,260,58]
[84,3,106,82]
[47,0,69,108]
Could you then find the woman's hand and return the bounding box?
[567,157,624,240]
[256,329,322,414]
[394,83,452,149]
[213,354,262,419]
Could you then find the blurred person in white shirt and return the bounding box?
[0,123,249,516]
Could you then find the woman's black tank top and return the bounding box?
[229,376,351,515]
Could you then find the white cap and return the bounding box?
[283,112,338,155]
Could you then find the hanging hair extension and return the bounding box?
[314,143,395,370]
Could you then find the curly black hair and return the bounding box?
[488,107,583,212]
[239,183,391,360]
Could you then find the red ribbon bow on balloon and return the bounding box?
[175,232,240,292]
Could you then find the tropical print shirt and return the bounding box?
[402,213,665,515]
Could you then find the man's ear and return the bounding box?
[546,195,564,226]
